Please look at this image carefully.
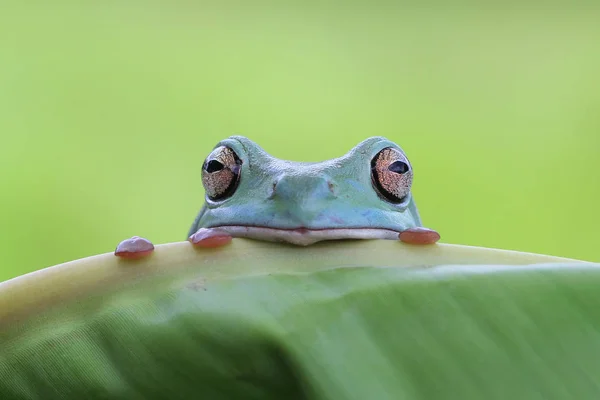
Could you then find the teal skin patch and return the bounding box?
[188,136,427,246]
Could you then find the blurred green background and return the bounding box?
[1,2,599,282]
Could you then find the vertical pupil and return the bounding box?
[388,160,409,174]
[206,159,224,173]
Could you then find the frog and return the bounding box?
[114,136,439,259]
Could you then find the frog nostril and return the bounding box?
[267,181,277,199]
[327,181,336,194]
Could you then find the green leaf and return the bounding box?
[0,240,597,399]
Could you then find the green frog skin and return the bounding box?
[114,136,439,258]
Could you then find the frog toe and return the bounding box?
[114,236,155,259]
[188,228,233,248]
[399,227,440,245]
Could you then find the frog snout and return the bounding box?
[270,174,337,225]
[271,174,337,205]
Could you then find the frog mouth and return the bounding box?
[206,225,401,246]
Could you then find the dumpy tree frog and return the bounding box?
[115,136,439,258]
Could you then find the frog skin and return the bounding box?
[114,136,439,258]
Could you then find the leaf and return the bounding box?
[0,240,597,399]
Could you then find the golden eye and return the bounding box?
[201,146,242,201]
[370,147,413,203]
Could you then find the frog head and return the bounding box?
[188,136,426,246]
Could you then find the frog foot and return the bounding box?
[188,228,233,248]
[399,227,440,245]
[114,236,155,259]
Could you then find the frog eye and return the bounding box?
[370,147,413,203]
[202,146,242,201]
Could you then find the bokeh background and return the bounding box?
[1,2,599,282]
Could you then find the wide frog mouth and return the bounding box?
[206,225,401,246]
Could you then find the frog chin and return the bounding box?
[206,225,401,246]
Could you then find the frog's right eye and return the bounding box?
[370,147,413,204]
[202,146,242,201]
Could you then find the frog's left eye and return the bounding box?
[370,147,413,203]
[202,146,242,201]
